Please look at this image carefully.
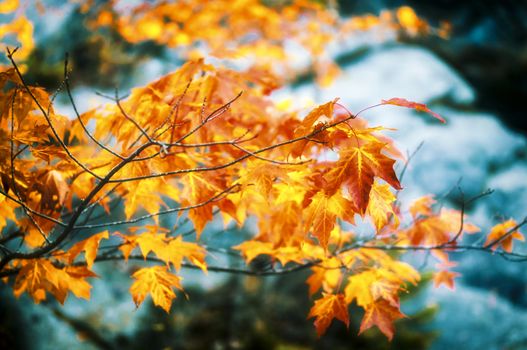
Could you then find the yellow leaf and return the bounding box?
[130,266,183,313]
[234,241,274,264]
[366,182,398,231]
[68,231,109,269]
[0,0,18,13]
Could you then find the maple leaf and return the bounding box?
[240,160,286,198]
[409,195,436,218]
[381,97,445,123]
[163,236,207,272]
[433,270,460,289]
[344,269,402,309]
[14,259,57,303]
[304,191,355,249]
[308,293,349,337]
[181,172,223,237]
[366,181,399,231]
[40,169,70,211]
[130,266,183,313]
[120,229,207,272]
[404,209,476,246]
[133,229,168,259]
[234,241,275,264]
[68,231,109,269]
[344,271,376,307]
[291,99,338,158]
[484,219,525,253]
[324,141,401,214]
[14,259,96,304]
[359,299,405,340]
[306,258,343,296]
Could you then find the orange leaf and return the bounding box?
[359,299,405,340]
[68,231,109,269]
[382,98,445,123]
[308,293,349,337]
[433,270,460,290]
[14,259,57,303]
[14,259,96,304]
[409,195,436,219]
[234,241,275,264]
[304,191,355,249]
[484,219,525,253]
[291,99,338,158]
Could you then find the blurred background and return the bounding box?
[1,0,527,349]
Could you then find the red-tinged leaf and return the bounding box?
[359,299,405,340]
[381,97,445,123]
[68,231,109,269]
[291,99,338,158]
[130,266,183,313]
[40,169,70,210]
[308,293,349,337]
[433,270,460,289]
[324,141,401,214]
[484,219,525,253]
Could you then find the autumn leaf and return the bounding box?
[324,141,401,214]
[433,270,460,289]
[14,259,57,303]
[381,97,445,123]
[359,299,405,340]
[163,236,207,272]
[40,169,70,210]
[344,271,376,307]
[308,293,349,337]
[291,99,338,158]
[304,191,355,249]
[366,181,399,231]
[306,258,343,296]
[14,259,96,304]
[409,195,436,218]
[234,241,275,264]
[130,266,183,313]
[133,229,168,259]
[344,269,401,309]
[68,231,109,269]
[404,209,477,246]
[484,219,525,253]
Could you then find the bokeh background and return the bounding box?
[1,1,527,349]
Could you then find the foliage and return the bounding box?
[0,0,525,342]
